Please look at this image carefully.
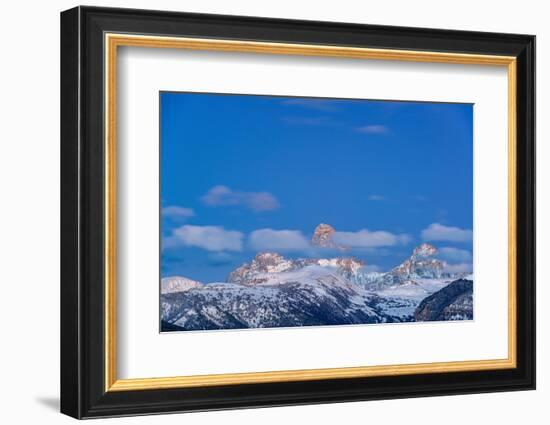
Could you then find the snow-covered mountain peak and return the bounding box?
[228,250,366,286]
[412,243,437,258]
[390,243,446,280]
[253,251,285,265]
[318,257,365,280]
[161,276,203,294]
[227,252,296,284]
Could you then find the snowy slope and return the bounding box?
[161,237,473,331]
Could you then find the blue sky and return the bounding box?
[160,92,473,282]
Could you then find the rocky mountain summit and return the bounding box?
[311,223,336,247]
[368,243,448,288]
[226,251,365,286]
[412,243,438,258]
[227,252,297,284]
[391,243,446,280]
[311,223,347,250]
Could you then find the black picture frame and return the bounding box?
[61,5,535,419]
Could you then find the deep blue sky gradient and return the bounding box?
[160,92,473,281]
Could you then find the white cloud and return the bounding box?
[172,225,243,252]
[443,263,473,273]
[421,223,473,242]
[161,205,195,219]
[368,195,385,201]
[201,185,279,212]
[333,229,411,248]
[248,229,310,252]
[439,247,472,262]
[356,125,388,134]
[161,235,180,251]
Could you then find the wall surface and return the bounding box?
[0,1,544,423]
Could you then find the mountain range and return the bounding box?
[161,224,473,331]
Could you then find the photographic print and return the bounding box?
[61,9,535,416]
[160,92,474,332]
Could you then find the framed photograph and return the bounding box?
[60,6,535,419]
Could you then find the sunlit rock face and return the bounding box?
[311,223,338,248]
[389,244,446,280]
[227,252,299,285]
[412,243,438,258]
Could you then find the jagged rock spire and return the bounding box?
[412,243,437,258]
[311,223,337,248]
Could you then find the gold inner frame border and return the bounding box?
[104,33,517,392]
